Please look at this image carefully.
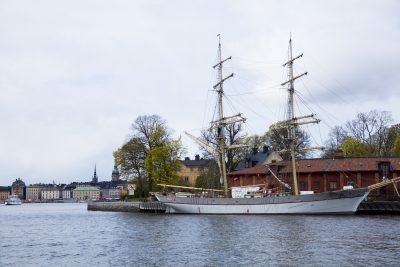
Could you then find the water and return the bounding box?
[0,203,399,267]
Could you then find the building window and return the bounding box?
[299,181,307,190]
[378,161,391,179]
[184,177,189,183]
[313,181,320,190]
[329,182,337,190]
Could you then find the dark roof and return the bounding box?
[235,148,272,171]
[180,159,214,167]
[0,186,10,192]
[229,156,400,176]
[280,157,400,173]
[229,164,268,175]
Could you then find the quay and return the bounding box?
[88,201,140,212]
[87,201,166,213]
[357,201,400,215]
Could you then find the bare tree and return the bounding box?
[345,110,393,155]
[200,122,246,172]
[266,126,311,160]
[322,126,348,158]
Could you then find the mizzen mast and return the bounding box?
[211,34,245,197]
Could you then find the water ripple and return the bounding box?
[1,203,399,266]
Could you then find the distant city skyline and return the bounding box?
[0,0,399,185]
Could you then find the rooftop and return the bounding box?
[74,186,100,191]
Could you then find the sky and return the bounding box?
[0,0,399,185]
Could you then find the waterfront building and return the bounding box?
[26,185,46,201]
[111,165,120,181]
[62,189,71,199]
[178,155,215,186]
[0,186,10,201]
[73,186,100,200]
[41,187,60,200]
[11,178,25,199]
[234,146,282,171]
[61,184,76,199]
[101,187,120,200]
[228,155,400,200]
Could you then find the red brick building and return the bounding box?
[228,157,400,200]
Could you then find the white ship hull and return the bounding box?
[156,188,369,215]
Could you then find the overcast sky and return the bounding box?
[0,0,399,185]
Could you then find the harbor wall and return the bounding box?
[87,201,140,212]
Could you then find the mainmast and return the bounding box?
[211,35,245,197]
[280,36,319,195]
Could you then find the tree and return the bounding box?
[113,137,147,196]
[340,136,376,157]
[195,162,221,190]
[144,140,184,185]
[391,135,400,156]
[265,125,311,160]
[200,122,246,172]
[114,114,184,193]
[345,110,393,156]
[384,124,400,155]
[322,126,348,158]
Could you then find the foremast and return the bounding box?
[279,37,320,195]
[211,35,246,197]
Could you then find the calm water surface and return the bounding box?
[0,203,399,266]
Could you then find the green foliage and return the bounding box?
[113,114,185,192]
[391,135,400,156]
[195,163,221,189]
[340,136,377,157]
[144,140,183,186]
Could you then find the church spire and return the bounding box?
[92,164,98,183]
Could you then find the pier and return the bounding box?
[87,201,140,212]
[87,201,166,213]
[357,201,400,215]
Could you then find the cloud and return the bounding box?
[0,0,399,185]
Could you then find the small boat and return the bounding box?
[4,195,22,205]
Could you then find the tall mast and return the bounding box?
[281,36,308,196]
[211,35,245,197]
[215,35,230,197]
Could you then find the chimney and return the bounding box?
[334,149,344,158]
[195,154,200,161]
[185,157,190,161]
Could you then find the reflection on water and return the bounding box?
[0,203,399,266]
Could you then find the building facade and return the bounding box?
[0,186,10,201]
[26,185,46,201]
[235,146,282,170]
[228,156,400,200]
[73,186,100,200]
[11,178,25,199]
[101,188,120,200]
[62,189,71,199]
[178,155,215,186]
[41,187,60,200]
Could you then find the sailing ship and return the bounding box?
[156,36,400,214]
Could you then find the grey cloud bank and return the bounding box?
[0,0,399,185]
